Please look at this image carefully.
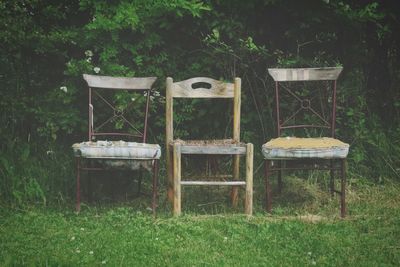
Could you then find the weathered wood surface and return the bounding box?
[268,67,343,81]
[180,181,246,186]
[166,77,174,204]
[173,144,181,216]
[170,77,234,98]
[83,74,157,90]
[245,143,253,216]
[179,145,246,155]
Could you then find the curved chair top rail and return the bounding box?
[83,74,157,90]
[169,77,235,98]
[268,67,343,82]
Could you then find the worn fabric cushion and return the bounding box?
[262,137,349,159]
[72,141,161,159]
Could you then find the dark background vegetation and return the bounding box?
[1,0,399,207]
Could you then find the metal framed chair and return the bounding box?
[263,67,349,217]
[72,74,160,215]
[165,77,253,216]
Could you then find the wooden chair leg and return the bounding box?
[76,158,81,213]
[152,160,159,217]
[265,160,272,212]
[340,159,346,218]
[245,143,253,216]
[231,155,240,208]
[167,146,175,207]
[173,144,181,216]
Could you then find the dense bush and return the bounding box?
[1,0,399,206]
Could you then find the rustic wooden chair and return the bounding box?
[72,74,160,215]
[166,77,253,216]
[263,67,349,217]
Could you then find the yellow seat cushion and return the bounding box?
[262,137,349,159]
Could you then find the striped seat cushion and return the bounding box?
[72,141,161,159]
[262,137,349,159]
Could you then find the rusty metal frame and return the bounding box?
[265,75,346,217]
[88,87,151,142]
[76,78,158,216]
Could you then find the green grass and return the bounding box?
[1,178,400,266]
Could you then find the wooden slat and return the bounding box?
[171,77,234,98]
[268,67,343,81]
[180,145,246,155]
[83,74,157,90]
[180,181,246,186]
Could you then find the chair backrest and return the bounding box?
[165,77,241,144]
[268,67,342,137]
[83,74,157,142]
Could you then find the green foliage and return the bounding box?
[1,0,400,205]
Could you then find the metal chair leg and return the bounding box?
[137,169,143,195]
[152,160,159,217]
[76,158,81,212]
[330,160,335,196]
[277,160,283,193]
[340,159,346,218]
[265,160,272,212]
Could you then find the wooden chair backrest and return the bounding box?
[83,74,157,142]
[165,77,241,144]
[267,67,342,137]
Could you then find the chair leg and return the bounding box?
[137,169,143,195]
[330,160,335,197]
[340,159,346,218]
[76,158,81,213]
[265,160,272,212]
[277,161,283,193]
[245,144,253,216]
[152,160,159,217]
[173,144,181,216]
[231,154,240,208]
[167,147,174,207]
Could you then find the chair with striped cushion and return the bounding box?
[263,67,349,217]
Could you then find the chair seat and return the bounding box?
[72,141,161,159]
[262,137,349,159]
[170,139,246,155]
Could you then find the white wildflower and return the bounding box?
[131,97,135,102]
[101,260,107,264]
[76,248,80,253]
[86,57,92,63]
[153,91,160,97]
[46,150,54,155]
[155,237,159,241]
[224,236,228,241]
[311,260,316,265]
[60,86,67,93]
[80,227,84,231]
[89,251,94,255]
[70,236,75,241]
[93,67,100,74]
[307,252,312,256]
[85,50,93,57]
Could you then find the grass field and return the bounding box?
[1,177,400,266]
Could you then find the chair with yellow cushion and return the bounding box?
[263,67,349,217]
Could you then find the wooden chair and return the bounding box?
[72,74,160,215]
[165,77,253,216]
[263,67,349,217]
